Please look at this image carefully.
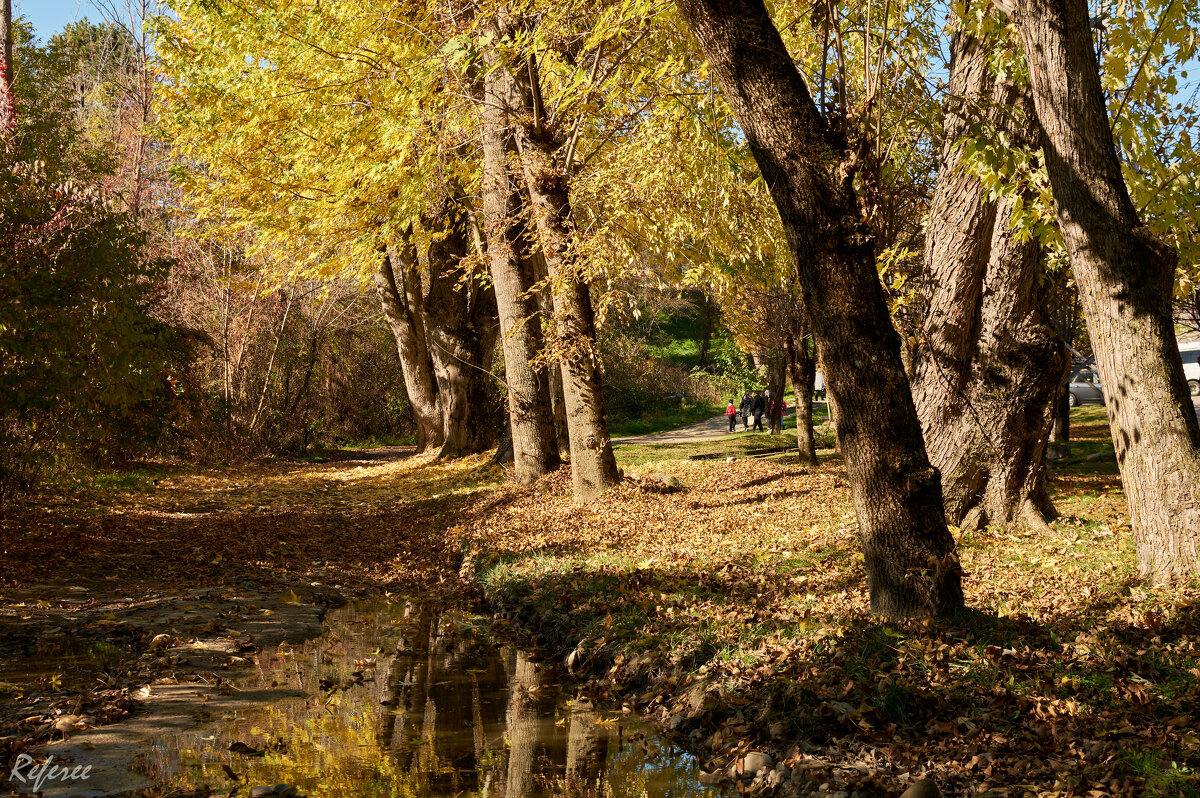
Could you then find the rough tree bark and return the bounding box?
[999,0,1200,580]
[532,251,572,456]
[0,0,11,135]
[376,238,445,453]
[785,325,818,465]
[510,66,621,502]
[480,37,561,482]
[419,199,501,460]
[676,0,963,617]
[911,22,1067,532]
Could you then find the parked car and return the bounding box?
[1182,342,1200,396]
[1067,370,1104,406]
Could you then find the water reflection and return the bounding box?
[141,598,727,797]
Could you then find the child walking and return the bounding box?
[726,399,738,432]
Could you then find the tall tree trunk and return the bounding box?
[911,22,1067,533]
[676,0,963,617]
[532,252,571,457]
[0,0,12,136]
[480,39,561,482]
[785,326,817,465]
[510,75,621,502]
[420,202,501,460]
[1000,0,1200,581]
[376,240,445,453]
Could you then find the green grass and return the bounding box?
[337,433,418,449]
[612,406,832,466]
[607,398,724,436]
[45,463,184,497]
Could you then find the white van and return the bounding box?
[1183,342,1200,396]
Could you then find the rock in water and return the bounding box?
[900,778,941,798]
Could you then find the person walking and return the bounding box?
[751,391,766,432]
[739,392,752,431]
[726,399,738,432]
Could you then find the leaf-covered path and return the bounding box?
[1,428,1198,795]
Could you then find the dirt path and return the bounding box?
[613,408,810,446]
[0,447,507,785]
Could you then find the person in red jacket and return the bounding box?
[726,399,738,432]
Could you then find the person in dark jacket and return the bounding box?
[739,392,753,431]
[751,391,766,432]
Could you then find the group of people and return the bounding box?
[726,390,787,433]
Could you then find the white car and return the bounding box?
[1182,342,1200,396]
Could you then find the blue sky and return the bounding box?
[15,0,99,41]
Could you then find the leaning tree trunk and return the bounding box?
[999,0,1200,580]
[511,95,621,501]
[420,202,501,460]
[479,41,561,482]
[677,0,963,617]
[376,239,445,453]
[911,21,1067,533]
[785,326,818,465]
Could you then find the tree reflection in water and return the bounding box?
[144,597,726,797]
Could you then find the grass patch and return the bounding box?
[607,398,724,436]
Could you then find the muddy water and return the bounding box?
[136,598,729,797]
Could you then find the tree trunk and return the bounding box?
[419,203,500,460]
[676,0,963,617]
[785,327,817,465]
[911,22,1067,533]
[532,252,572,457]
[0,0,12,135]
[375,240,444,453]
[511,93,621,502]
[697,292,716,370]
[1051,383,1070,445]
[480,40,561,482]
[765,351,786,434]
[1001,0,1200,580]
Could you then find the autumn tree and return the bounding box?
[478,20,561,482]
[997,0,1200,581]
[911,6,1067,532]
[674,0,963,617]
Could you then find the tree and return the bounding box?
[479,24,561,482]
[498,36,623,501]
[911,8,1067,532]
[997,0,1200,581]
[1,0,12,136]
[674,0,963,617]
[375,237,445,453]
